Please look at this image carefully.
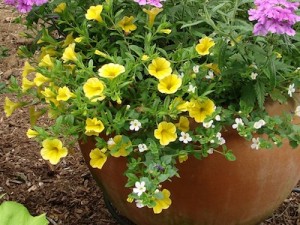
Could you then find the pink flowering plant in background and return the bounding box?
[2,0,300,213]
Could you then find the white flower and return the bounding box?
[207,148,214,154]
[133,181,146,196]
[179,132,192,144]
[138,144,148,152]
[288,83,295,97]
[250,72,258,80]
[187,83,196,93]
[205,70,214,79]
[130,119,142,131]
[295,106,300,117]
[203,120,213,128]
[135,199,145,208]
[232,118,244,129]
[251,137,260,150]
[253,119,266,129]
[216,132,225,145]
[193,65,200,73]
[215,115,221,121]
[126,105,131,110]
[107,138,115,146]
[179,72,185,78]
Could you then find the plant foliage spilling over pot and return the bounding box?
[3,0,300,215]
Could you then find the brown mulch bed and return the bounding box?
[0,3,299,225]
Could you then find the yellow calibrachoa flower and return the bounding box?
[141,54,149,61]
[89,148,107,169]
[38,54,54,68]
[41,87,58,105]
[195,36,215,56]
[94,50,108,58]
[62,43,77,62]
[22,61,35,77]
[4,97,21,117]
[85,5,103,22]
[206,63,221,75]
[33,73,50,87]
[56,86,75,101]
[158,29,172,34]
[118,16,137,33]
[40,138,68,165]
[74,37,83,43]
[85,117,105,136]
[98,63,125,79]
[53,2,66,13]
[26,128,39,138]
[39,47,57,60]
[143,7,163,28]
[152,189,172,214]
[62,33,74,48]
[170,97,189,112]
[107,135,132,157]
[22,77,34,92]
[188,98,215,123]
[83,77,105,102]
[154,122,177,146]
[148,57,172,79]
[157,74,182,94]
[175,116,190,132]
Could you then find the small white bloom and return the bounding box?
[187,83,196,93]
[107,138,115,146]
[253,119,266,129]
[215,115,221,121]
[207,148,214,154]
[126,105,131,110]
[133,181,146,196]
[135,200,145,208]
[232,118,244,129]
[203,120,213,128]
[179,72,185,78]
[179,132,192,144]
[250,72,258,80]
[205,70,214,79]
[130,119,142,131]
[193,65,200,73]
[288,83,295,97]
[295,106,300,117]
[251,137,260,150]
[216,132,225,145]
[138,144,148,152]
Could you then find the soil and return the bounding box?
[0,2,300,225]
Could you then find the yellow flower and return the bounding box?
[26,128,39,138]
[206,63,221,75]
[158,29,172,34]
[4,97,21,117]
[188,98,215,123]
[89,148,107,169]
[85,5,103,22]
[94,50,108,58]
[148,57,172,79]
[62,43,77,62]
[141,54,149,61]
[38,54,54,68]
[178,153,188,163]
[62,33,74,48]
[152,189,172,214]
[154,122,177,146]
[83,78,105,102]
[108,135,131,157]
[195,36,215,56]
[39,47,57,60]
[175,116,190,132]
[118,16,137,33]
[85,117,105,136]
[170,97,189,112]
[98,63,125,79]
[157,74,182,94]
[54,2,66,13]
[34,73,50,87]
[75,37,84,43]
[22,61,35,77]
[40,138,68,165]
[22,77,34,92]
[41,87,58,105]
[143,7,163,28]
[56,86,75,101]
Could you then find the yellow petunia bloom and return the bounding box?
[170,97,189,112]
[33,73,50,87]
[143,7,163,28]
[152,189,172,214]
[40,138,68,165]
[188,98,215,123]
[62,43,77,62]
[41,87,58,105]
[107,135,131,157]
[157,74,182,94]
[22,61,35,77]
[62,33,74,48]
[26,128,39,138]
[154,121,177,146]
[206,63,221,75]
[83,77,105,102]
[89,148,108,169]
[54,2,66,13]
[98,63,125,79]
[148,57,172,80]
[118,16,137,33]
[38,54,54,68]
[39,47,57,60]
[74,37,83,43]
[195,36,215,56]
[56,86,75,101]
[175,116,190,132]
[85,5,103,22]
[4,97,21,117]
[85,117,105,136]
[94,50,108,58]
[22,77,34,92]
[141,54,149,61]
[158,29,172,34]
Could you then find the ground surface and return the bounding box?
[0,2,300,225]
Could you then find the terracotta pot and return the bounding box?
[78,100,300,225]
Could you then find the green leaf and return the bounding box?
[254,81,266,109]
[0,201,49,225]
[225,151,236,161]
